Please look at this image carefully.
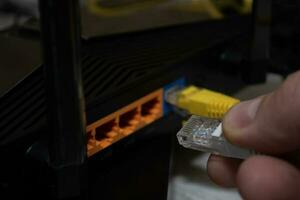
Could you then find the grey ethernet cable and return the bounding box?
[177,115,256,159]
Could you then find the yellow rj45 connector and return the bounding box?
[167,86,240,119]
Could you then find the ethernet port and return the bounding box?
[141,97,161,123]
[95,119,118,148]
[119,108,140,135]
[87,131,95,151]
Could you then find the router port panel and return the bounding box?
[86,88,163,157]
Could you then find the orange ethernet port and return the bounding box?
[119,107,140,136]
[141,97,162,124]
[87,131,96,151]
[95,119,118,148]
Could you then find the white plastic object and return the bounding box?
[177,115,256,159]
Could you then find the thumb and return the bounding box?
[223,71,300,154]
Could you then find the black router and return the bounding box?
[0,1,251,199]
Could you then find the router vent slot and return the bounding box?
[2,22,212,144]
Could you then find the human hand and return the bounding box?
[207,71,300,200]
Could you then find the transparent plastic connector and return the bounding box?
[177,115,256,159]
[164,85,182,106]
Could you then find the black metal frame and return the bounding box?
[38,0,87,198]
[244,0,272,83]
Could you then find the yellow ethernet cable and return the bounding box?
[166,85,239,119]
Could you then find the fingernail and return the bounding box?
[223,97,262,139]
